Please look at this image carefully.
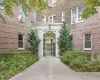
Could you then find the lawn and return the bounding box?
[0,51,39,80]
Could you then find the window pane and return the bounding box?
[85,34,91,48]
[42,15,46,22]
[72,8,77,23]
[78,6,83,21]
[85,34,91,41]
[18,40,23,48]
[52,0,56,6]
[18,34,23,40]
[18,6,25,20]
[68,35,73,41]
[18,34,23,48]
[0,0,3,3]
[85,41,91,48]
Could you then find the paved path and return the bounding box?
[9,57,100,80]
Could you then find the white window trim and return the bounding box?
[62,11,65,21]
[71,5,83,24]
[18,34,25,50]
[83,33,92,51]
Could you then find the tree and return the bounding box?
[27,30,41,54]
[0,0,49,23]
[81,0,100,19]
[58,22,73,56]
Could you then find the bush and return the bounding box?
[0,51,39,79]
[84,61,100,72]
[61,50,85,65]
[61,50,100,72]
[70,56,88,71]
[0,73,4,80]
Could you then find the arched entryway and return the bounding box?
[43,32,56,56]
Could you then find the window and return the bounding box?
[71,5,83,24]
[78,6,83,22]
[62,11,65,21]
[0,0,4,10]
[31,10,36,23]
[18,6,25,22]
[48,16,52,23]
[68,35,73,42]
[52,0,56,7]
[42,15,46,23]
[71,8,77,24]
[18,34,24,49]
[48,15,56,23]
[48,0,56,7]
[53,15,56,22]
[84,34,92,50]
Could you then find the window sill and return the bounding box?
[18,48,25,50]
[83,48,92,51]
[71,20,83,24]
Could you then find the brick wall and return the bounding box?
[0,6,32,52]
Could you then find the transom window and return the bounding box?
[18,34,24,49]
[71,5,83,24]
[84,34,92,50]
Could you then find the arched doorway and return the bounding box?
[43,32,56,56]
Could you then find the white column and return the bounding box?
[38,30,43,58]
[56,30,60,57]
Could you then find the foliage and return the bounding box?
[61,50,85,64]
[0,72,4,80]
[0,51,39,79]
[82,0,100,19]
[61,50,100,72]
[0,0,49,23]
[84,61,100,72]
[27,30,41,54]
[70,56,89,71]
[58,22,73,55]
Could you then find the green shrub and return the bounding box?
[61,50,100,72]
[61,50,85,64]
[0,72,4,80]
[70,56,88,71]
[0,51,39,79]
[84,60,100,72]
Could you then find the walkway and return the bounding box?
[9,57,100,80]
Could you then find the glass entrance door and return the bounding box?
[43,32,56,56]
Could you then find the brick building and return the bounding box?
[1,0,100,55]
[36,0,100,54]
[0,5,36,52]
